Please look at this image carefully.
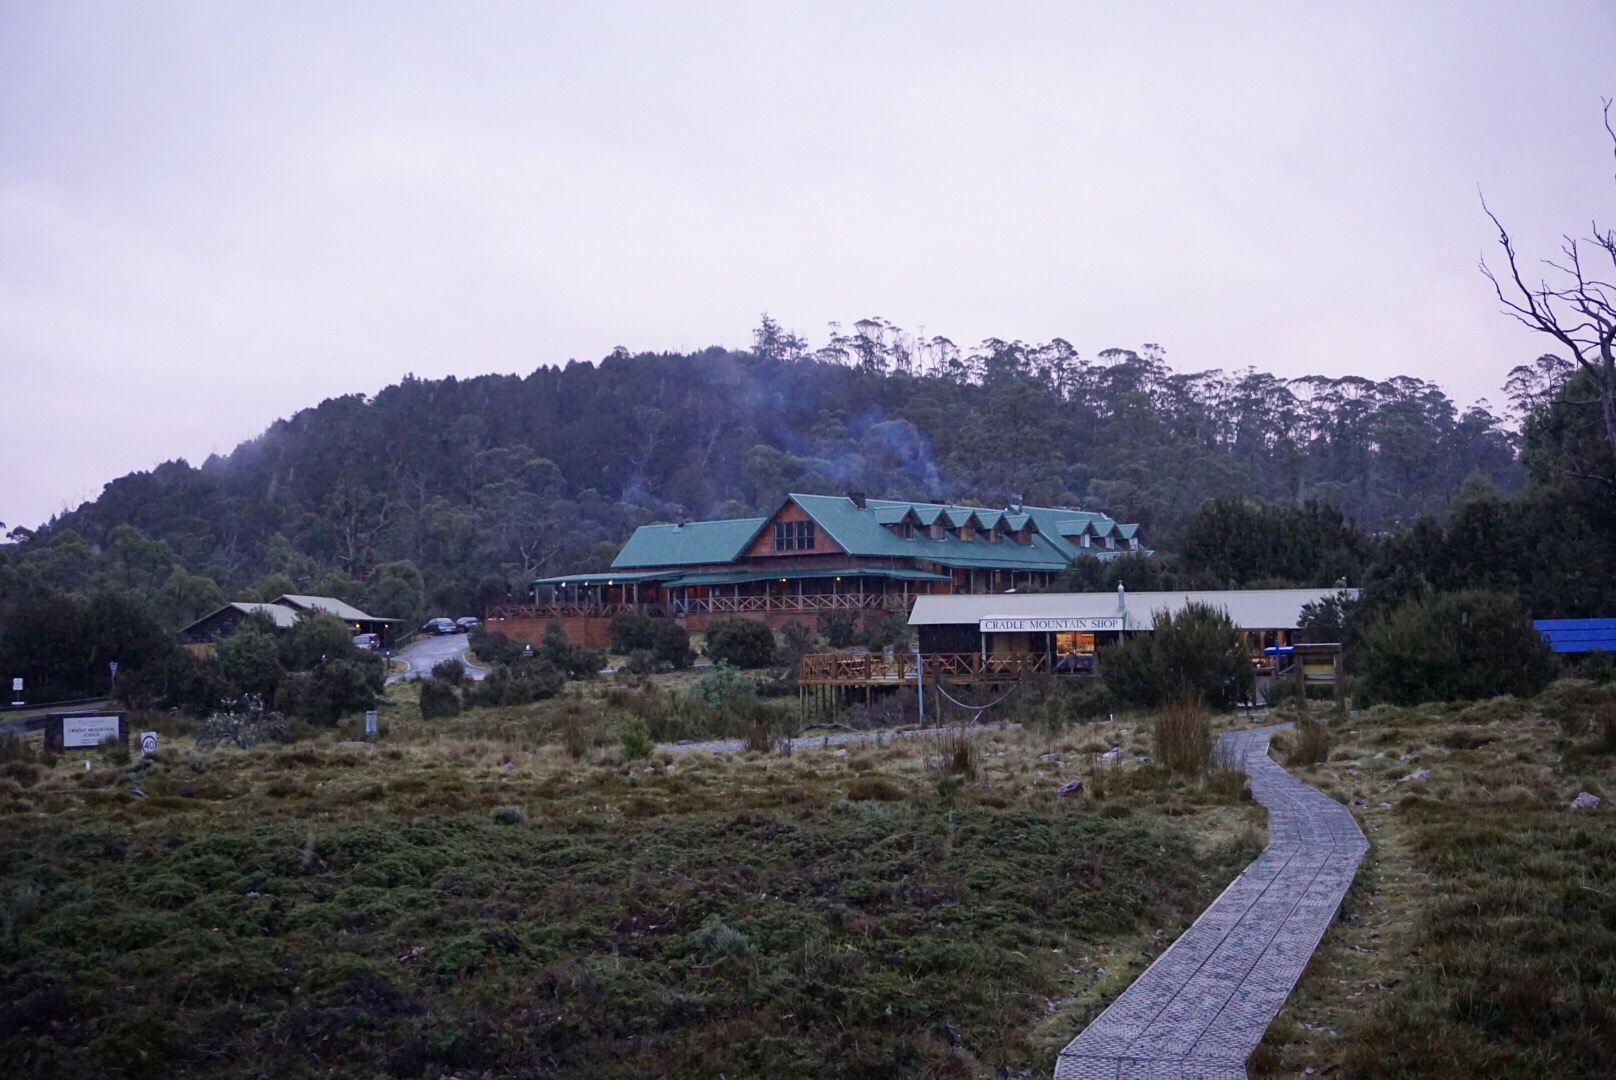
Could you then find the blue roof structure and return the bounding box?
[1534,619,1616,654]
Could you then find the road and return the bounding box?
[386,633,489,684]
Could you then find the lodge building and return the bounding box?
[489,493,1148,647]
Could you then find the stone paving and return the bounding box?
[1055,724,1368,1080]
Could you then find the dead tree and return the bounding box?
[1480,99,1616,488]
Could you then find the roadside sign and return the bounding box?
[9,677,19,706]
[63,715,122,748]
[43,712,128,753]
[140,731,158,755]
[364,710,378,737]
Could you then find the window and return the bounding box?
[987,527,1002,544]
[929,522,945,540]
[901,521,915,539]
[772,520,816,551]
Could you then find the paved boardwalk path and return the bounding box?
[1055,725,1368,1080]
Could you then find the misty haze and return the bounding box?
[2,5,1615,1080]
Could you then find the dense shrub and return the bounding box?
[542,622,607,680]
[608,611,656,654]
[704,618,778,669]
[816,610,860,648]
[431,657,466,684]
[1105,603,1253,710]
[775,620,816,672]
[419,678,461,719]
[465,660,565,706]
[467,627,531,666]
[865,612,912,652]
[691,663,758,710]
[1359,589,1554,705]
[650,619,693,669]
[624,649,657,675]
[279,657,382,725]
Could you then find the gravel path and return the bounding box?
[656,721,1020,756]
[1054,723,1368,1080]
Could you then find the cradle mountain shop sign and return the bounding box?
[980,616,1124,633]
[44,712,128,753]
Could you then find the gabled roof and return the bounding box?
[273,595,389,622]
[599,494,1148,577]
[181,601,300,637]
[230,602,300,629]
[611,517,766,569]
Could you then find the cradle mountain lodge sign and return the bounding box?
[980,616,1124,633]
[44,712,129,753]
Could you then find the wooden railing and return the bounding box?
[798,651,1050,685]
[489,592,916,622]
[487,603,669,621]
[675,593,911,615]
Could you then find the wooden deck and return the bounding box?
[798,651,1049,687]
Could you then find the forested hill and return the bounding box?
[17,324,1525,610]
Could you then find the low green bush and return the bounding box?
[1358,589,1554,706]
[704,618,777,669]
[419,679,461,720]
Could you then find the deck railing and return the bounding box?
[488,592,916,622]
[797,651,1050,686]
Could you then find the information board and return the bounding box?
[63,715,123,748]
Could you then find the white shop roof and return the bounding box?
[908,588,1355,632]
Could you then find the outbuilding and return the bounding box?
[908,586,1353,675]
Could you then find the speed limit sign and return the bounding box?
[139,731,158,755]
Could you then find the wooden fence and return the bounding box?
[797,651,1049,686]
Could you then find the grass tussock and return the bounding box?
[1287,715,1331,767]
[1154,699,1212,774]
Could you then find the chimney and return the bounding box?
[848,491,867,509]
[1117,581,1126,610]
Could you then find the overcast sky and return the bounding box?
[2,2,1613,531]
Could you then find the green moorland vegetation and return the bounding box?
[1250,680,1616,1078]
[0,678,1266,1080]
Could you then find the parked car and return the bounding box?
[352,633,380,651]
[455,616,480,632]
[422,618,457,635]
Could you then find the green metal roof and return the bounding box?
[534,570,681,586]
[611,517,765,569]
[597,495,1144,580]
[673,566,952,588]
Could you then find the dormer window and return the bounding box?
[901,521,915,539]
[1081,534,1091,548]
[1128,536,1139,551]
[1104,534,1115,550]
[773,520,816,551]
[987,527,1002,544]
[959,525,975,542]
[930,523,945,540]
